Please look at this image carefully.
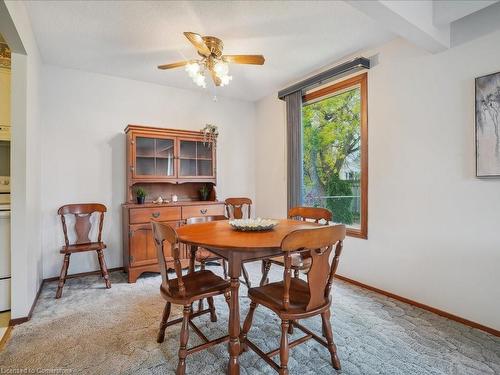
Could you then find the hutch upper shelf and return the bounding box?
[126,125,216,184]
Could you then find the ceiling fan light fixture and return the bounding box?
[219,74,232,87]
[193,72,207,88]
[214,60,229,78]
[159,32,265,89]
[185,62,201,77]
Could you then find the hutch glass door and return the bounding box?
[134,136,175,178]
[178,139,214,178]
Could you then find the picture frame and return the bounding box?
[475,71,500,177]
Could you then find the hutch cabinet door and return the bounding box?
[178,138,215,178]
[129,224,159,266]
[129,221,181,267]
[132,133,176,180]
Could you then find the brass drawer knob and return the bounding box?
[152,212,160,218]
[200,209,208,214]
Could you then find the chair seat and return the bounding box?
[195,248,221,261]
[161,270,230,302]
[269,253,311,270]
[60,242,106,253]
[248,278,321,315]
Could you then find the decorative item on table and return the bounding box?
[475,71,500,177]
[171,194,178,203]
[153,196,164,204]
[201,124,218,148]
[199,184,210,201]
[229,218,279,232]
[135,187,146,204]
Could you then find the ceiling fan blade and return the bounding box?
[157,60,191,70]
[184,32,211,56]
[210,70,222,86]
[222,55,265,65]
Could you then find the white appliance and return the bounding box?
[0,176,10,311]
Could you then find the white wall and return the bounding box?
[40,65,256,279]
[4,0,43,319]
[254,33,500,330]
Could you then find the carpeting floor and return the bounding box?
[0,262,499,375]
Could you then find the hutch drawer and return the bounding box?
[182,203,225,219]
[130,206,181,224]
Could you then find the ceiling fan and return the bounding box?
[158,32,265,88]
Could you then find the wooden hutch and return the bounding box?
[122,125,224,283]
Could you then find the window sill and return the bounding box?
[346,228,367,239]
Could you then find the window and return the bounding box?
[301,73,368,238]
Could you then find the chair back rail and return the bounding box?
[280,225,345,311]
[288,206,332,223]
[151,220,186,296]
[225,197,252,219]
[58,203,107,246]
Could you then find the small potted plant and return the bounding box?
[135,187,146,204]
[201,124,219,148]
[199,184,210,201]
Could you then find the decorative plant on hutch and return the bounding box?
[135,187,146,204]
[201,124,218,148]
[199,184,211,201]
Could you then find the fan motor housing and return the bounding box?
[202,36,223,57]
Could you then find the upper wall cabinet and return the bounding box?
[126,125,216,184]
[0,67,11,127]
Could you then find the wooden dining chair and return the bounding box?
[151,221,231,375]
[224,197,253,288]
[56,203,111,299]
[259,206,332,287]
[186,214,228,311]
[239,224,346,374]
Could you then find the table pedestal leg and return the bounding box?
[189,245,197,274]
[228,257,241,375]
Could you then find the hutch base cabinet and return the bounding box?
[122,125,223,283]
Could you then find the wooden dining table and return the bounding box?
[176,218,319,375]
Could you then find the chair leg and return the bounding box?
[321,310,341,370]
[293,268,300,279]
[241,264,251,288]
[176,305,191,375]
[157,302,171,343]
[239,301,258,353]
[97,250,111,289]
[55,253,71,299]
[222,259,228,279]
[260,260,271,286]
[279,320,290,375]
[207,297,217,322]
[198,260,206,311]
[288,320,295,334]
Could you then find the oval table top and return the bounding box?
[176,219,319,251]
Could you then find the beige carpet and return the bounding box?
[0,263,499,374]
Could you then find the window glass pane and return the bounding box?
[156,138,175,176]
[196,141,213,159]
[156,139,174,158]
[197,159,213,176]
[180,159,196,176]
[302,87,361,228]
[180,140,196,158]
[136,157,155,175]
[136,137,154,157]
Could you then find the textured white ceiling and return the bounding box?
[25,0,394,101]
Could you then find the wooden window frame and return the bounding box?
[302,73,368,239]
